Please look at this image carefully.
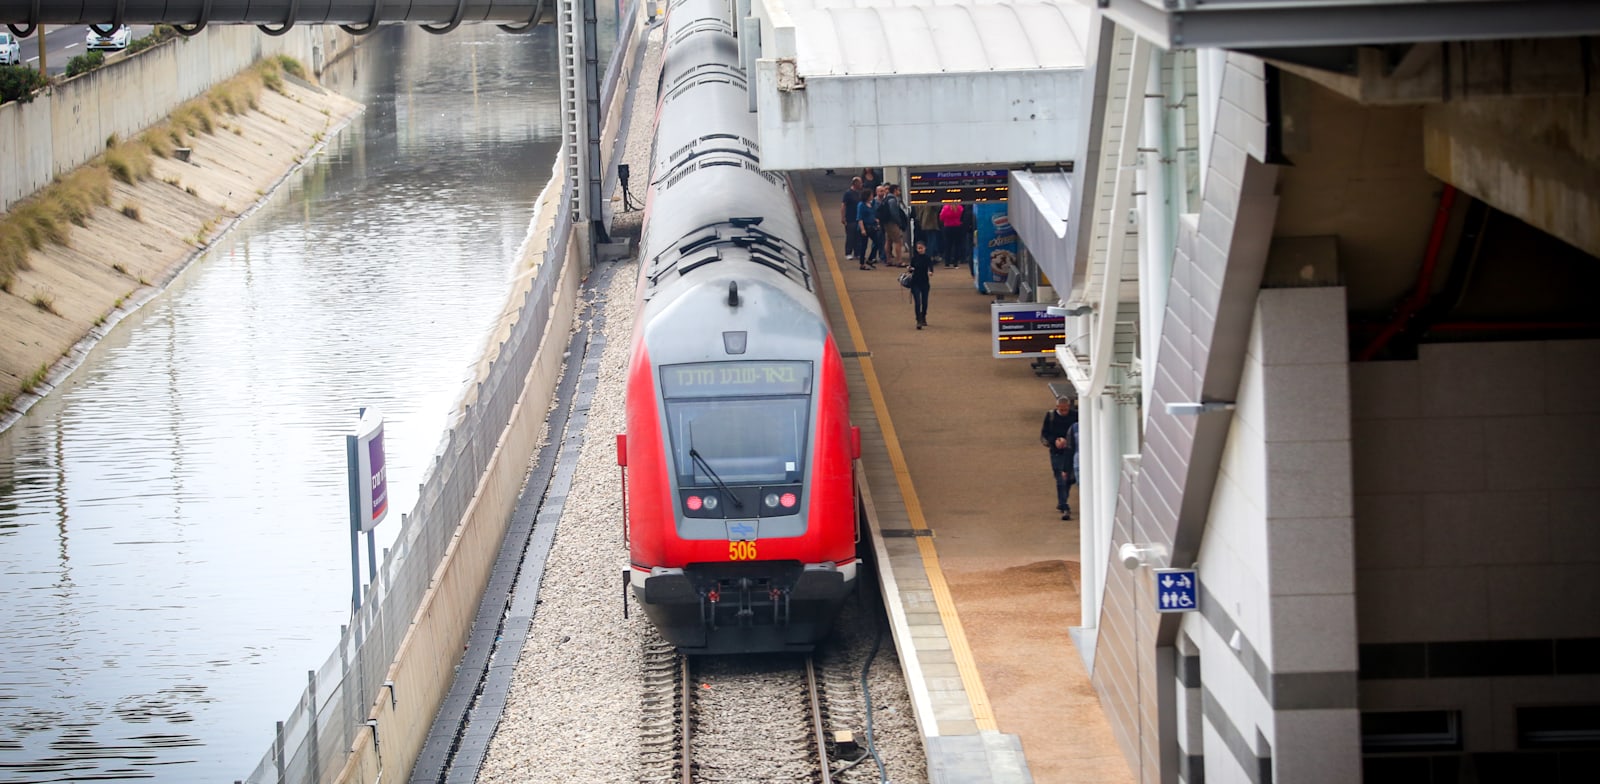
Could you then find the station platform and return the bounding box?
[794,172,1133,784]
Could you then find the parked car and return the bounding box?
[84,26,131,51]
[0,32,21,65]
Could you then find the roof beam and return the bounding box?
[1099,0,1600,50]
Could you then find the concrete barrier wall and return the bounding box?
[2,24,351,212]
[336,238,583,781]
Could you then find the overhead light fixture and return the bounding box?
[1165,401,1235,416]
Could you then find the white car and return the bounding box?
[0,32,21,65]
[84,26,131,51]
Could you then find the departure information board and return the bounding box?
[991,303,1066,359]
[661,361,813,397]
[907,169,1009,205]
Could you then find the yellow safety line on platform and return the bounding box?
[802,179,997,732]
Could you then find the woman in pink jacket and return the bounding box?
[939,203,967,269]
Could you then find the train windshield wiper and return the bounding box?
[688,448,744,510]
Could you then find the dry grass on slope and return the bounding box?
[0,55,360,418]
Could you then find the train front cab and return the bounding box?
[619,353,861,655]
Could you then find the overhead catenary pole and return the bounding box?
[557,0,604,264]
[583,0,604,244]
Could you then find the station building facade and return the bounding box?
[746,0,1600,780]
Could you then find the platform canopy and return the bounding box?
[748,0,1092,170]
[1007,169,1076,291]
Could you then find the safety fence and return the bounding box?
[240,2,641,780]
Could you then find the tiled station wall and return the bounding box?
[1352,339,1600,761]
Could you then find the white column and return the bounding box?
[1139,48,1172,416]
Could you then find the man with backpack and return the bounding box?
[880,184,910,266]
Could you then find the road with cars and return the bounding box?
[7,24,151,74]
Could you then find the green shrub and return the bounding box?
[65,51,105,77]
[127,25,180,54]
[276,55,307,80]
[0,64,49,104]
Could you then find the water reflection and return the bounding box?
[0,22,565,781]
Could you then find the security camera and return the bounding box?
[1119,543,1143,570]
[1119,542,1169,570]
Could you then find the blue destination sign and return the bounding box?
[1154,568,1199,613]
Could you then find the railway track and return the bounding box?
[640,641,842,783]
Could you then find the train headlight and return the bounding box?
[702,494,719,511]
[763,493,780,509]
[686,495,703,511]
[780,492,797,508]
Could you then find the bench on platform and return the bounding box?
[982,274,1020,302]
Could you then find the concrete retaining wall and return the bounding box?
[337,230,583,782]
[1,24,352,212]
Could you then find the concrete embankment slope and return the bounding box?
[0,75,363,431]
[1,25,351,212]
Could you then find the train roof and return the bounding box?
[643,215,813,299]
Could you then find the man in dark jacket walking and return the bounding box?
[1040,396,1078,519]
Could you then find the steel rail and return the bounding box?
[0,1,551,28]
[677,653,832,784]
[805,654,834,784]
[679,654,694,784]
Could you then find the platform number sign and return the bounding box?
[1154,568,1198,613]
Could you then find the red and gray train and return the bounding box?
[616,0,860,654]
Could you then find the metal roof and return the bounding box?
[778,0,1091,76]
[749,0,1092,168]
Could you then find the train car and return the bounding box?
[616,0,860,654]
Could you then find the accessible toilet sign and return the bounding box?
[1154,568,1198,613]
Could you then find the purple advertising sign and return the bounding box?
[356,409,388,533]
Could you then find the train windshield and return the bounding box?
[660,361,812,485]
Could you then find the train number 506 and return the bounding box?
[728,541,758,561]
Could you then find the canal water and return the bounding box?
[0,17,612,780]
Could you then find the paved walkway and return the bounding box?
[796,172,1134,784]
